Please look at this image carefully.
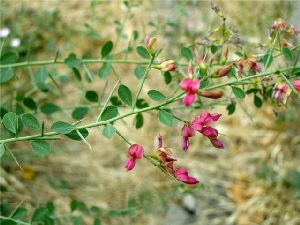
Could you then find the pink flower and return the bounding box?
[191,111,224,149]
[124,157,136,171]
[124,144,144,172]
[175,167,199,185]
[128,144,144,159]
[180,78,200,107]
[293,80,300,93]
[144,36,156,48]
[181,124,195,151]
[272,83,291,104]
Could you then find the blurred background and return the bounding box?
[1,0,300,225]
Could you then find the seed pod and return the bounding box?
[216,64,232,77]
[198,90,224,99]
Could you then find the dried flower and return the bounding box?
[216,64,232,77]
[272,83,291,105]
[160,60,176,72]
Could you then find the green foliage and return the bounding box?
[118,84,132,106]
[101,40,114,58]
[134,113,143,129]
[85,90,99,102]
[158,110,174,127]
[147,90,166,101]
[2,112,17,133]
[0,67,15,83]
[100,106,118,121]
[1,51,18,64]
[98,63,112,78]
[64,53,82,68]
[282,47,293,61]
[31,140,51,156]
[134,66,145,79]
[102,124,116,139]
[21,113,41,131]
[0,144,6,158]
[181,47,193,60]
[65,128,89,141]
[40,103,61,115]
[72,107,89,120]
[136,46,150,59]
[23,98,38,111]
[226,102,236,115]
[231,86,245,98]
[51,121,76,134]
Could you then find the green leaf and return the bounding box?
[211,44,218,54]
[0,144,6,158]
[200,79,209,89]
[21,113,41,131]
[181,47,193,60]
[101,40,114,58]
[158,110,173,127]
[64,53,82,68]
[102,124,116,139]
[72,67,82,81]
[0,219,17,225]
[94,218,102,225]
[98,63,112,78]
[231,86,245,99]
[51,121,75,134]
[11,207,27,220]
[110,96,122,106]
[35,66,48,91]
[164,71,172,84]
[31,207,48,222]
[100,106,118,121]
[134,66,145,79]
[147,90,166,101]
[70,200,88,212]
[40,103,61,115]
[226,102,236,115]
[31,141,51,156]
[72,107,89,120]
[44,215,55,225]
[262,53,273,69]
[65,128,89,141]
[136,98,149,109]
[2,112,17,133]
[23,97,37,110]
[85,90,99,102]
[0,67,15,83]
[0,51,18,64]
[118,84,132,106]
[134,113,143,129]
[0,107,8,119]
[136,46,150,59]
[254,95,263,108]
[282,47,293,61]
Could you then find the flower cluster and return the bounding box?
[270,19,299,37]
[181,111,224,151]
[272,80,300,105]
[180,61,200,106]
[154,134,199,185]
[124,144,144,171]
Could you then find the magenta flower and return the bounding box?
[293,80,300,93]
[175,167,199,185]
[181,78,200,107]
[191,111,224,149]
[181,124,195,151]
[154,133,163,149]
[128,144,144,159]
[124,144,144,172]
[124,156,136,171]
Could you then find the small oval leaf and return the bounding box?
[31,141,51,156]
[147,90,166,101]
[118,84,132,106]
[51,121,76,134]
[21,113,41,131]
[2,112,17,133]
[158,110,174,127]
[100,106,118,121]
[136,46,150,59]
[102,124,116,139]
[231,86,245,99]
[101,40,114,58]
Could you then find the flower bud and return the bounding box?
[128,144,144,159]
[293,80,300,93]
[145,36,157,49]
[160,60,176,72]
[198,90,224,99]
[124,157,136,171]
[216,64,232,77]
[187,61,193,77]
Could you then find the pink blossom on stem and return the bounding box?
[180,78,200,107]
[181,124,195,151]
[210,138,224,149]
[272,83,291,104]
[181,137,189,151]
[201,127,218,138]
[292,80,300,93]
[128,144,144,159]
[182,92,196,106]
[124,157,136,171]
[175,167,199,185]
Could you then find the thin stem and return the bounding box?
[115,130,131,145]
[132,56,155,111]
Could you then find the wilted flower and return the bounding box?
[198,90,224,99]
[292,80,300,93]
[160,60,176,72]
[154,133,163,149]
[10,38,21,47]
[175,167,199,185]
[272,83,291,104]
[247,58,261,73]
[0,27,10,38]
